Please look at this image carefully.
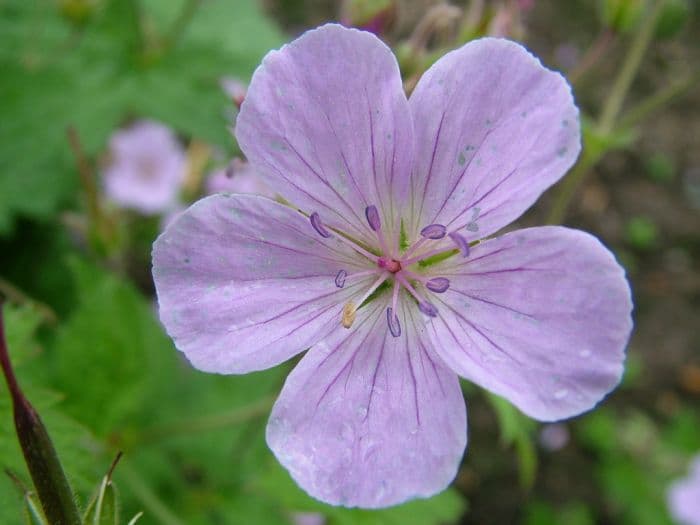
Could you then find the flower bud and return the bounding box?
[598,0,646,33]
[654,0,690,39]
[0,304,81,525]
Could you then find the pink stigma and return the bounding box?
[378,257,401,273]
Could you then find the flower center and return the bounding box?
[378,257,401,273]
[308,204,472,337]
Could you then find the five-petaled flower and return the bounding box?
[103,120,186,214]
[153,25,632,508]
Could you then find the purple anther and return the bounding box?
[448,231,470,257]
[420,224,447,240]
[386,307,401,337]
[365,205,381,231]
[418,301,438,317]
[310,212,331,238]
[334,269,347,288]
[426,277,450,293]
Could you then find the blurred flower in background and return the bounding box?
[668,455,700,525]
[220,76,248,109]
[102,120,186,215]
[538,423,570,452]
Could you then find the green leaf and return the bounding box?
[0,0,283,235]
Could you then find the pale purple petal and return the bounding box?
[205,158,275,198]
[103,120,186,214]
[153,194,370,374]
[267,301,467,507]
[668,455,700,525]
[236,24,414,246]
[408,38,580,240]
[426,226,632,421]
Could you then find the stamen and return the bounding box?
[418,301,438,317]
[309,211,379,262]
[310,212,331,238]
[365,205,381,231]
[342,302,356,328]
[426,277,450,293]
[386,307,401,337]
[355,273,389,308]
[395,273,439,317]
[365,204,393,258]
[401,223,448,260]
[335,270,347,288]
[391,277,400,316]
[340,273,388,328]
[420,224,447,239]
[448,231,470,257]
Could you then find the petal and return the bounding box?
[668,467,700,525]
[236,24,414,246]
[426,226,632,421]
[408,38,580,240]
[153,194,370,374]
[266,300,466,508]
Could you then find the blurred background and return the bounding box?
[0,0,698,524]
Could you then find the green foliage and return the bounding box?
[0,303,105,525]
[654,0,691,39]
[624,215,658,250]
[598,0,647,33]
[0,0,282,235]
[574,407,700,525]
[644,152,676,183]
[485,393,537,489]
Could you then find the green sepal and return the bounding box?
[22,492,48,525]
[82,454,122,525]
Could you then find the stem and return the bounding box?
[66,127,101,235]
[569,28,615,84]
[618,70,700,129]
[598,0,667,134]
[545,149,600,225]
[548,0,666,224]
[163,0,202,51]
[0,302,82,525]
[0,277,58,326]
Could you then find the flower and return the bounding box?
[205,157,274,198]
[668,455,700,525]
[220,76,247,109]
[103,120,186,214]
[152,25,632,508]
[538,423,570,452]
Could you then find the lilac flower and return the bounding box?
[103,120,186,214]
[220,76,247,109]
[152,25,632,507]
[205,157,274,198]
[539,423,570,452]
[668,455,700,525]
